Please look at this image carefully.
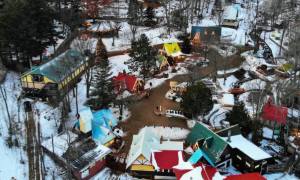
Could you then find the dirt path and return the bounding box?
[119,48,249,154]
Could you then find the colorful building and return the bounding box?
[21,49,90,102]
[113,72,144,94]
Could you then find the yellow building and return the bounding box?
[21,49,89,101]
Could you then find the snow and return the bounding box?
[146,126,190,140]
[42,131,78,157]
[221,94,235,107]
[145,65,189,89]
[264,173,299,180]
[102,22,181,52]
[173,151,194,170]
[222,135,271,161]
[223,5,238,20]
[288,108,300,118]
[205,104,229,128]
[180,166,203,180]
[109,54,131,77]
[263,127,274,139]
[217,75,238,91]
[0,72,28,180]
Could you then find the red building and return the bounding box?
[112,72,144,94]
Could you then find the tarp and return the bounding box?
[163,42,181,56]
[262,102,288,125]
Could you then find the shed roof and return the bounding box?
[27,49,86,83]
[186,123,228,164]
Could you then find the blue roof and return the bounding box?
[92,109,118,130]
[91,109,118,144]
[188,149,215,167]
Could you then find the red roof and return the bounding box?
[226,173,266,180]
[113,73,138,93]
[173,161,218,180]
[262,99,288,125]
[151,150,180,170]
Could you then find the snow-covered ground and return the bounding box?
[0,72,28,179]
[145,126,190,140]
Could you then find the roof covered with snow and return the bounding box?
[25,49,86,83]
[222,135,271,161]
[42,131,78,157]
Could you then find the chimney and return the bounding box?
[227,130,231,143]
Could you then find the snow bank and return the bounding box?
[146,126,190,140]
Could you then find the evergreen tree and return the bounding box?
[170,9,188,32]
[85,53,114,110]
[225,102,251,136]
[181,82,213,118]
[129,34,157,80]
[0,0,57,66]
[181,36,192,54]
[145,7,155,21]
[127,0,141,25]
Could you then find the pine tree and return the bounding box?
[0,0,57,66]
[127,0,140,25]
[129,34,157,80]
[181,82,213,119]
[85,55,114,110]
[181,36,192,54]
[225,102,251,136]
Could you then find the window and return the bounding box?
[81,169,89,178]
[255,164,260,169]
[246,162,251,167]
[32,75,44,82]
[236,155,242,160]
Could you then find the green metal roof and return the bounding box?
[186,123,228,164]
[26,49,86,83]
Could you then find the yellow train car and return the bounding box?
[21,49,90,102]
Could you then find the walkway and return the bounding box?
[119,47,250,154]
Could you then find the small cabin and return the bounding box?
[113,72,144,94]
[191,26,222,45]
[217,125,272,173]
[162,42,185,62]
[126,127,183,178]
[222,6,239,29]
[42,132,111,180]
[185,123,232,169]
[21,49,90,102]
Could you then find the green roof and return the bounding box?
[186,123,228,164]
[26,49,86,83]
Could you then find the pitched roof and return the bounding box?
[126,128,183,169]
[28,49,85,83]
[186,123,228,164]
[163,42,182,57]
[225,173,266,180]
[221,135,271,161]
[150,150,180,170]
[113,72,138,92]
[126,127,160,169]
